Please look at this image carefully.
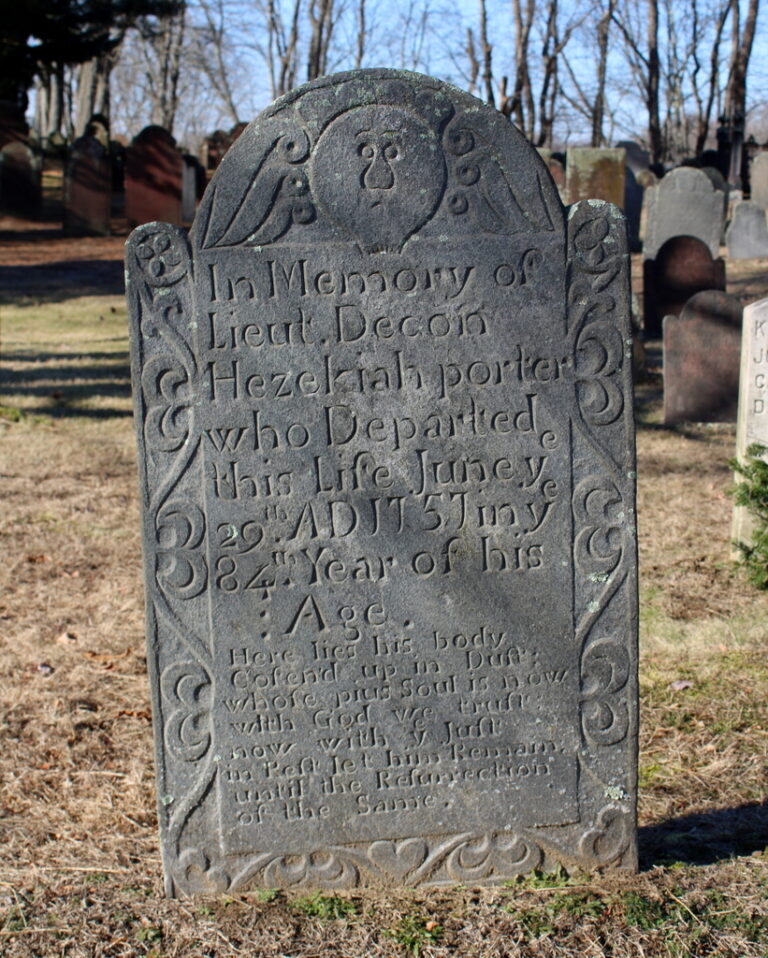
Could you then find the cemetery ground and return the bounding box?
[1,224,768,958]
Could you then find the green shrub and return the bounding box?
[730,443,768,588]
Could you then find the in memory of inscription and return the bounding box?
[126,69,638,895]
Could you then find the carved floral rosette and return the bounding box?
[127,71,638,896]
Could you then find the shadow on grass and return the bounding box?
[2,357,133,418]
[0,259,124,303]
[639,801,768,867]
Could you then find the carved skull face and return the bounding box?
[310,105,446,253]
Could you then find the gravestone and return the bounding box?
[643,167,725,260]
[733,297,768,547]
[726,201,768,259]
[750,153,768,210]
[63,133,111,235]
[644,236,726,337]
[182,154,206,225]
[566,147,625,208]
[615,141,649,177]
[663,291,743,424]
[125,125,183,227]
[126,69,638,895]
[0,139,41,214]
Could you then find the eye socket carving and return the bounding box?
[358,143,375,159]
[383,143,399,160]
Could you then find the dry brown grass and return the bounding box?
[0,239,767,956]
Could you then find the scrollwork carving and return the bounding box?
[580,636,630,746]
[578,804,633,865]
[162,660,212,761]
[445,833,543,881]
[573,476,624,577]
[155,500,207,600]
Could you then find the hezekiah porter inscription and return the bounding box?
[126,70,638,895]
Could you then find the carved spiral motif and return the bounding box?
[573,476,624,577]
[162,660,212,761]
[263,852,359,889]
[141,335,193,454]
[155,500,207,600]
[177,848,230,894]
[580,636,630,746]
[578,804,632,864]
[445,833,542,881]
[574,318,625,427]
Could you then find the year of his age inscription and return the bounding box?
[186,240,580,849]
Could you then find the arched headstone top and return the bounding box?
[194,69,563,252]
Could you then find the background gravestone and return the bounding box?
[182,154,206,225]
[733,297,768,547]
[566,147,625,208]
[726,201,768,259]
[126,69,638,895]
[0,139,41,214]
[644,236,726,337]
[750,153,768,210]
[125,125,183,227]
[663,290,743,424]
[643,167,725,260]
[63,133,111,235]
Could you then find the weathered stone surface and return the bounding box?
[566,147,626,208]
[726,201,768,259]
[750,153,768,210]
[643,167,725,260]
[64,133,111,236]
[733,297,768,546]
[126,69,638,895]
[125,125,183,227]
[663,291,743,424]
[644,236,726,337]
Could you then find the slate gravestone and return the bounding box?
[125,125,183,227]
[733,297,768,547]
[643,167,725,260]
[663,291,743,424]
[644,236,726,337]
[126,69,638,895]
[750,153,768,210]
[64,133,111,235]
[726,201,768,259]
[615,141,649,176]
[566,147,625,209]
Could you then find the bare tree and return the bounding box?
[478,0,494,106]
[189,0,241,124]
[724,0,759,122]
[307,0,336,80]
[691,0,734,155]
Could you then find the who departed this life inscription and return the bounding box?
[126,70,638,896]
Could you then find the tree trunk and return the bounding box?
[479,0,494,106]
[511,0,535,137]
[725,0,759,122]
[149,6,186,133]
[646,0,663,164]
[592,0,615,146]
[75,54,113,136]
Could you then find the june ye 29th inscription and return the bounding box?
[127,70,638,894]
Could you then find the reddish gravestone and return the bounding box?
[125,126,183,227]
[663,290,743,423]
[64,133,111,235]
[644,236,726,337]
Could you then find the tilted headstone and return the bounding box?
[643,236,726,337]
[566,147,626,209]
[663,291,743,424]
[643,167,725,260]
[126,69,638,895]
[0,139,41,214]
[63,133,111,236]
[733,297,768,547]
[750,153,768,210]
[726,201,768,259]
[125,125,183,227]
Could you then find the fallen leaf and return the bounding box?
[56,630,78,644]
[37,662,55,676]
[669,679,694,691]
[27,554,51,563]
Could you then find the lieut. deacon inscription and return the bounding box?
[127,70,638,895]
